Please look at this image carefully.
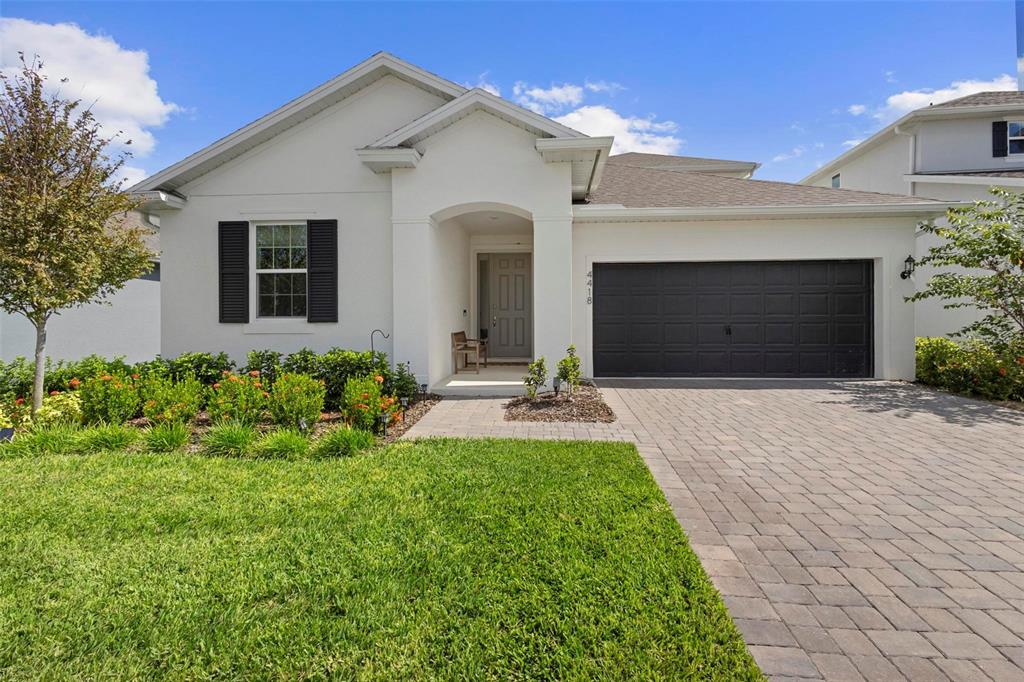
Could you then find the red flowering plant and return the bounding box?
[341,374,400,432]
[0,395,31,430]
[206,370,267,425]
[79,373,140,424]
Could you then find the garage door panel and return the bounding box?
[593,260,872,378]
[697,294,729,315]
[730,293,762,315]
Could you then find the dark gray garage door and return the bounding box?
[593,260,873,378]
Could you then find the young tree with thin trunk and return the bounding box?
[0,55,154,412]
[909,188,1024,346]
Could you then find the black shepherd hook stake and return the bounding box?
[370,329,390,356]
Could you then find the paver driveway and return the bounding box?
[406,380,1024,681]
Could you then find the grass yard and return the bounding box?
[0,438,760,680]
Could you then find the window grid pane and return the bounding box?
[256,223,308,318]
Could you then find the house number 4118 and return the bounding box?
[585,270,593,305]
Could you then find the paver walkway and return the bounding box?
[405,380,1024,681]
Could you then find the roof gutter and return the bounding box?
[573,201,961,223]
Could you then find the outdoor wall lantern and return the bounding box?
[900,255,916,280]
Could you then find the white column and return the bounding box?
[532,216,573,383]
[392,218,433,385]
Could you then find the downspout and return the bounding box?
[894,123,917,196]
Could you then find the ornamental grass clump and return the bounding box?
[143,422,191,453]
[201,422,257,457]
[311,425,375,459]
[79,373,139,425]
[252,429,309,460]
[206,371,268,426]
[76,424,138,453]
[268,373,324,431]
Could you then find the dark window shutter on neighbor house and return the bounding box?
[306,219,338,323]
[993,121,1009,157]
[218,221,249,323]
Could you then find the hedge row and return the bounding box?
[916,337,1024,402]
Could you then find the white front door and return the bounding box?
[488,253,532,357]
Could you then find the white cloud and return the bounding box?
[848,104,867,116]
[584,80,624,95]
[465,71,501,97]
[873,74,1016,123]
[115,164,149,188]
[554,105,682,155]
[512,81,584,114]
[842,138,864,148]
[771,145,807,163]
[0,17,178,158]
[884,70,897,84]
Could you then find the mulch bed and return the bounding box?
[129,394,444,452]
[504,383,616,423]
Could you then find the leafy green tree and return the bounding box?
[556,344,582,398]
[0,55,154,412]
[910,188,1024,345]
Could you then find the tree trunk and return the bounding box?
[32,321,47,414]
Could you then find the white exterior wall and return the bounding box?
[916,116,1024,172]
[390,110,573,385]
[0,277,160,363]
[810,134,910,194]
[157,76,446,363]
[570,216,919,380]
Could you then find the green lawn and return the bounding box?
[0,438,760,680]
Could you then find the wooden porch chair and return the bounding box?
[451,331,488,374]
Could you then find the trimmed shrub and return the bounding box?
[207,372,268,425]
[167,352,235,385]
[33,391,83,428]
[280,347,321,378]
[143,422,191,453]
[392,362,418,401]
[245,350,283,386]
[0,355,132,399]
[341,375,398,431]
[252,429,309,460]
[80,373,139,425]
[916,336,1024,401]
[141,375,202,424]
[318,349,391,410]
[523,356,547,399]
[556,345,582,396]
[311,425,375,459]
[77,424,139,453]
[201,422,257,457]
[268,373,325,431]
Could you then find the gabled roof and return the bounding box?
[365,88,585,149]
[131,52,466,193]
[607,152,760,176]
[803,90,1024,185]
[587,162,946,209]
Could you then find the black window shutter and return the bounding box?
[307,219,338,323]
[993,121,1009,157]
[218,221,249,323]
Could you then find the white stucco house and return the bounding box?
[803,91,1024,338]
[131,52,953,388]
[0,212,161,364]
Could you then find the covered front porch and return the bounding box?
[432,363,529,397]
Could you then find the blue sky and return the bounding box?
[1,1,1017,183]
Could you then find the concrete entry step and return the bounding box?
[432,364,528,397]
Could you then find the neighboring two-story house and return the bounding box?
[802,91,1024,337]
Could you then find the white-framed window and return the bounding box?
[831,173,841,188]
[1009,121,1024,155]
[254,222,307,318]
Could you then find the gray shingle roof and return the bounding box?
[914,168,1024,178]
[927,91,1024,109]
[608,152,758,172]
[586,163,941,208]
